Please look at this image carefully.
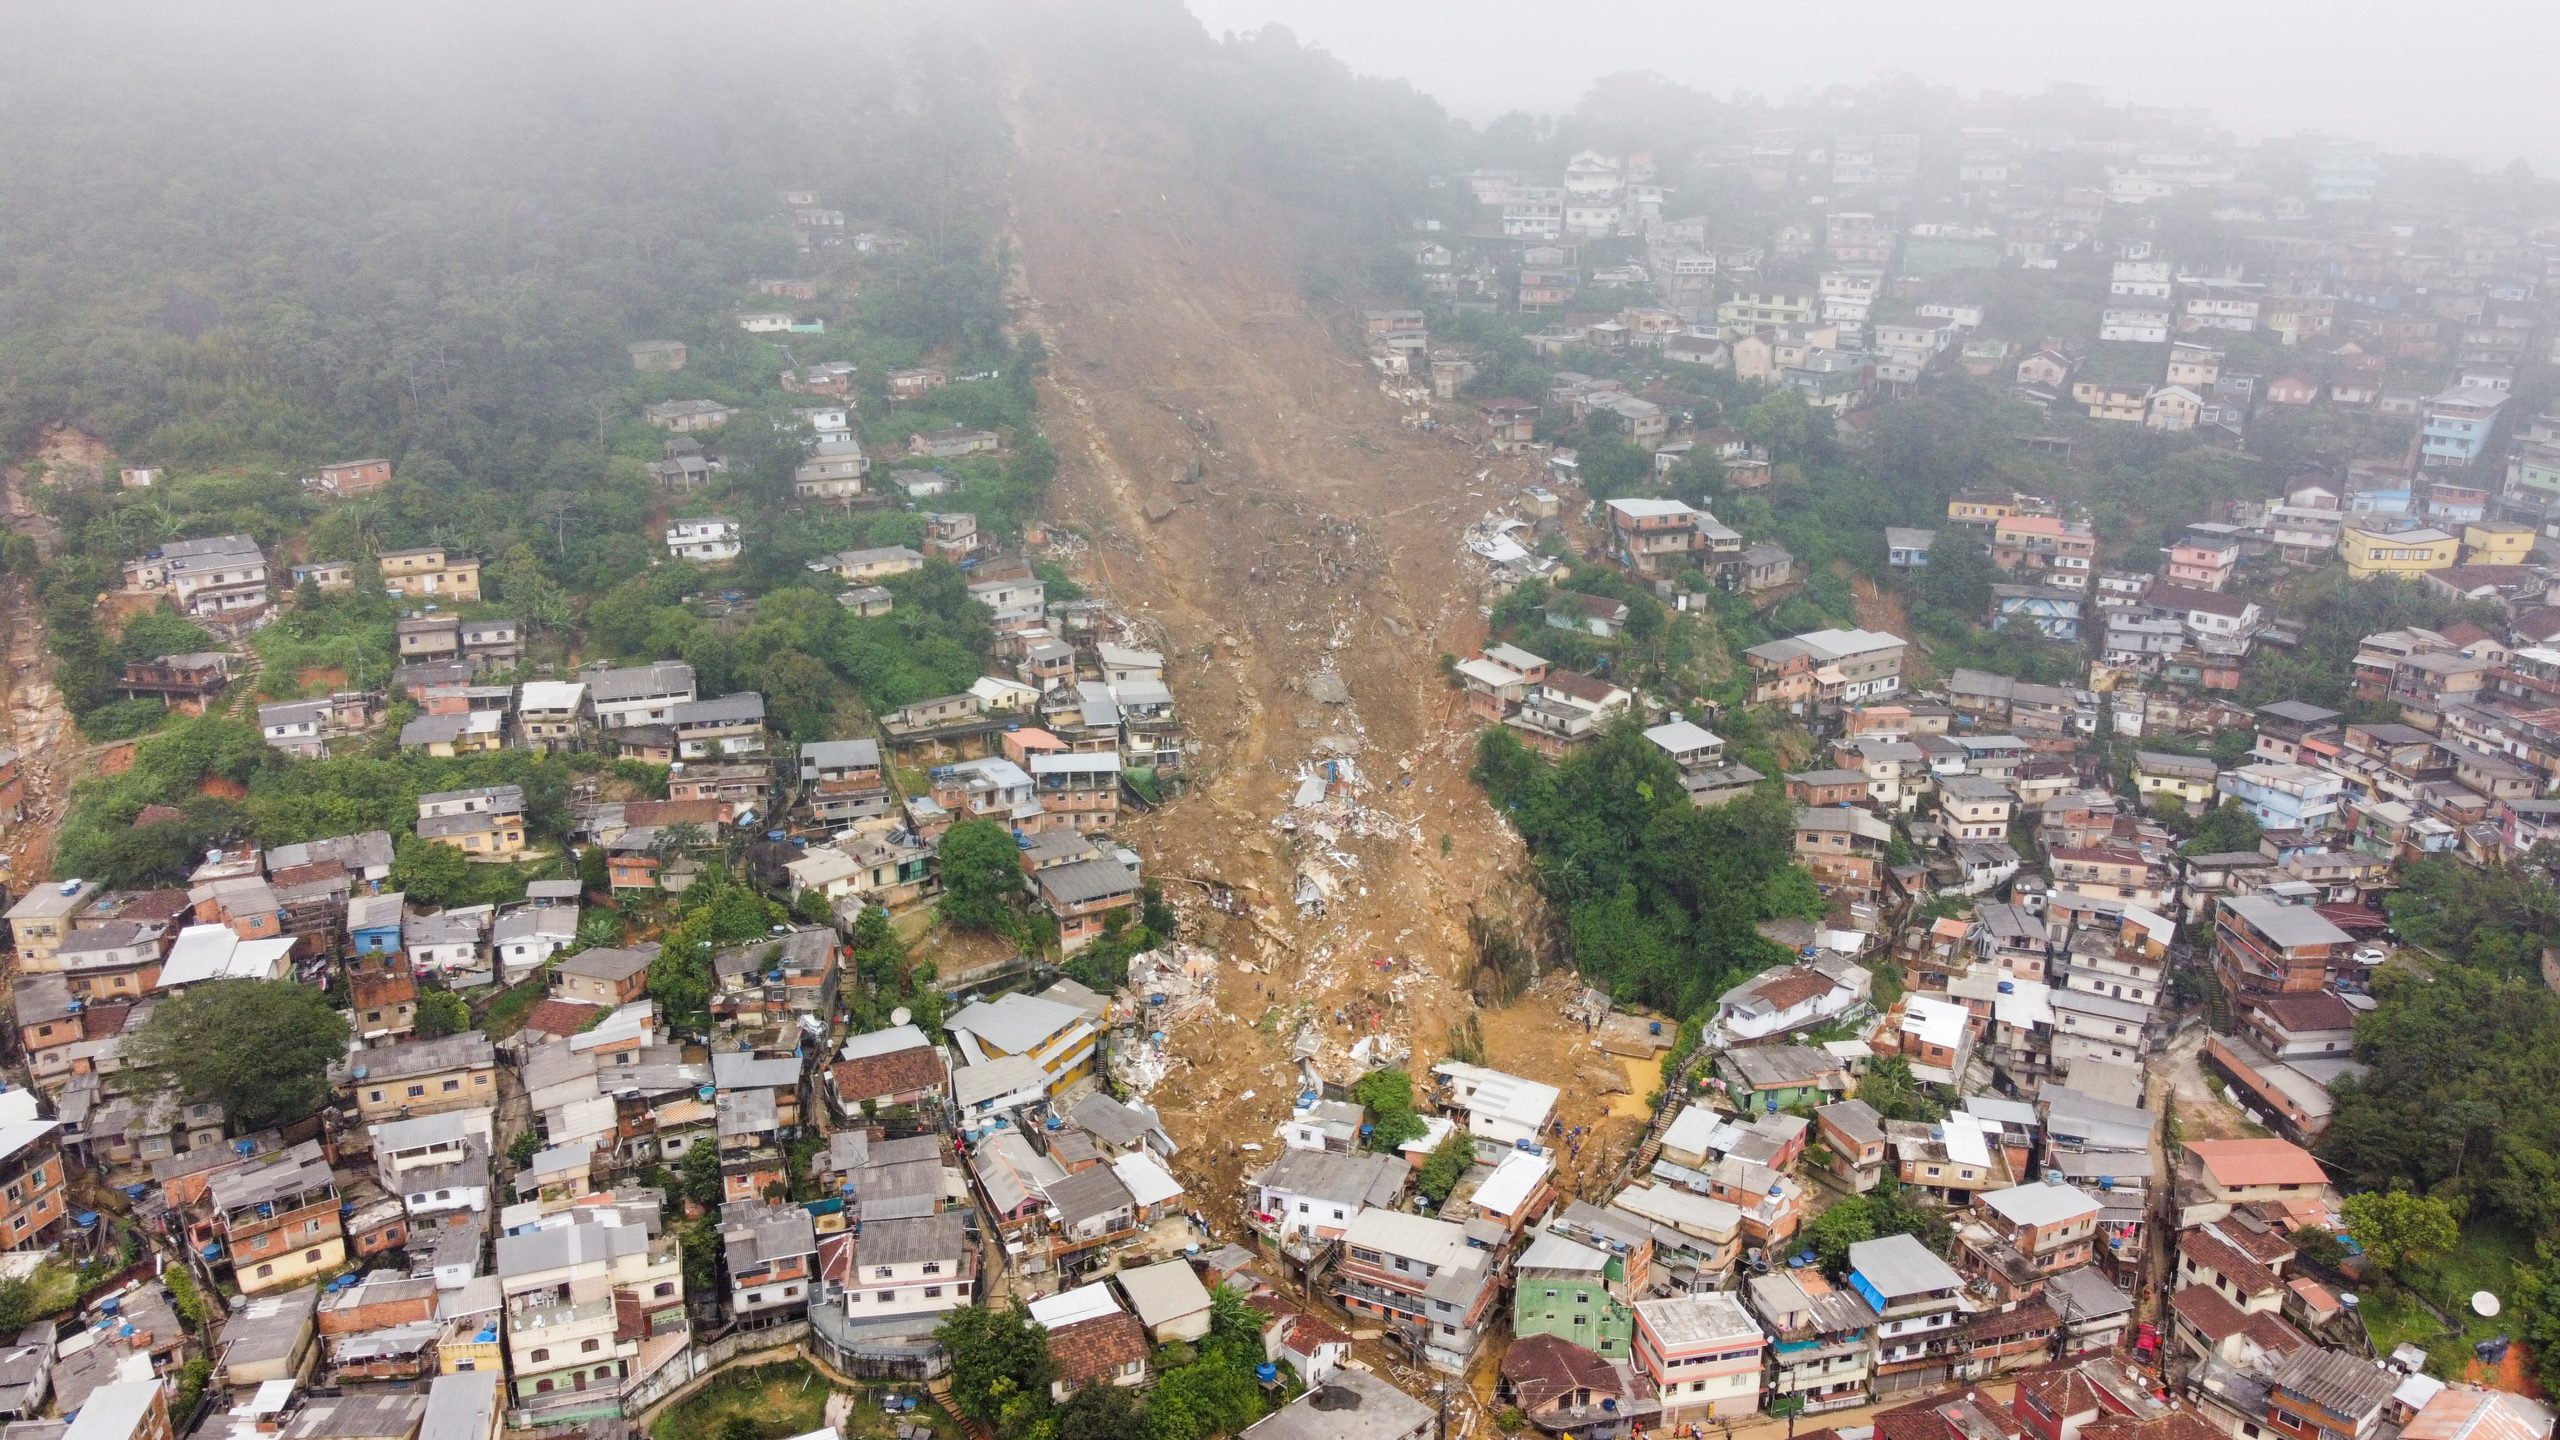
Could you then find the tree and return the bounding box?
[938,1302,1055,1428]
[1805,1195,1877,1274]
[1417,1130,1474,1206]
[939,818,1025,933]
[2179,800,2264,857]
[389,832,472,907]
[0,1276,34,1335]
[1740,390,1816,465]
[1351,1068,1427,1151]
[414,991,470,1039]
[646,940,713,1036]
[2513,1240,2560,1397]
[1768,1395,1807,1440]
[1057,1386,1138,1440]
[2340,1190,2460,1285]
[130,980,350,1130]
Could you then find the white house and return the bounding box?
[1715,955,1871,1042]
[824,1204,972,1322]
[1431,1062,1559,1148]
[492,906,577,982]
[665,517,742,563]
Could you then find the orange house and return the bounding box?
[0,1121,68,1251]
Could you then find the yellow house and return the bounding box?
[946,987,1099,1100]
[2341,525,2459,580]
[2071,379,2152,424]
[439,1320,505,1376]
[378,546,484,602]
[2133,751,2218,813]
[2462,522,2536,566]
[1946,494,2018,527]
[352,1033,500,1122]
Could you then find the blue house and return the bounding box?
[1989,584,2082,642]
[1886,527,1935,569]
[349,891,405,956]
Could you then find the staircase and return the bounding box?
[2200,967,2233,1034]
[926,1376,994,1440]
[223,646,266,719]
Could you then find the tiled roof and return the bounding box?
[1048,1312,1147,1386]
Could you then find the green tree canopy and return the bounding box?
[939,818,1025,933]
[2339,1190,2461,1284]
[131,980,350,1130]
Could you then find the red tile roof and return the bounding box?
[520,1000,603,1037]
[1501,1333,1632,1411]
[831,1045,947,1104]
[2179,1231,2278,1297]
[1049,1312,1148,1387]
[2184,1139,2328,1189]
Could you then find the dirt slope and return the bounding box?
[1000,43,1650,1217]
[1,425,107,883]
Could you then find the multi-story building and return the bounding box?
[1744,629,1908,714]
[668,692,767,762]
[496,1211,685,1422]
[665,517,742,563]
[1849,1234,1969,1397]
[2214,763,2342,834]
[819,1211,975,1327]
[2213,895,2353,997]
[4,880,100,970]
[417,785,527,857]
[352,1032,500,1121]
[1335,1208,1500,1373]
[1029,751,1119,832]
[1991,515,2096,590]
[2422,385,2507,467]
[1513,1229,1635,1359]
[947,989,1098,1101]
[2340,525,2459,579]
[1958,1181,2102,1304]
[0,1120,67,1252]
[208,1141,345,1294]
[379,546,484,602]
[125,534,272,627]
[719,1202,817,1322]
[1633,1290,1767,1423]
[1747,1268,1876,1416]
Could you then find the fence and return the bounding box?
[621,1322,811,1426]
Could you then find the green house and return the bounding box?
[1512,1229,1634,1357]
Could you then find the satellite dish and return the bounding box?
[891,1006,913,1027]
[2473,1291,2502,1318]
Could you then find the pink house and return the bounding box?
[1634,1291,1768,1423]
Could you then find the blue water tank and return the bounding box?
[1255,1364,1279,1385]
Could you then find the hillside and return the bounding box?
[995,8,1651,1213]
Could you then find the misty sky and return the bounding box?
[1185,0,2560,172]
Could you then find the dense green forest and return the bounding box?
[1472,723,1813,1015]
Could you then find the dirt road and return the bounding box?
[1000,55,1651,1218]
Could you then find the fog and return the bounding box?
[1186,0,2560,172]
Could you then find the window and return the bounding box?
[256,1264,273,1278]
[581,1339,600,1354]
[443,1079,461,1092]
[531,1349,551,1363]
[877,1291,896,1303]
[922,1262,941,1276]
[304,1248,323,1262]
[406,1084,426,1098]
